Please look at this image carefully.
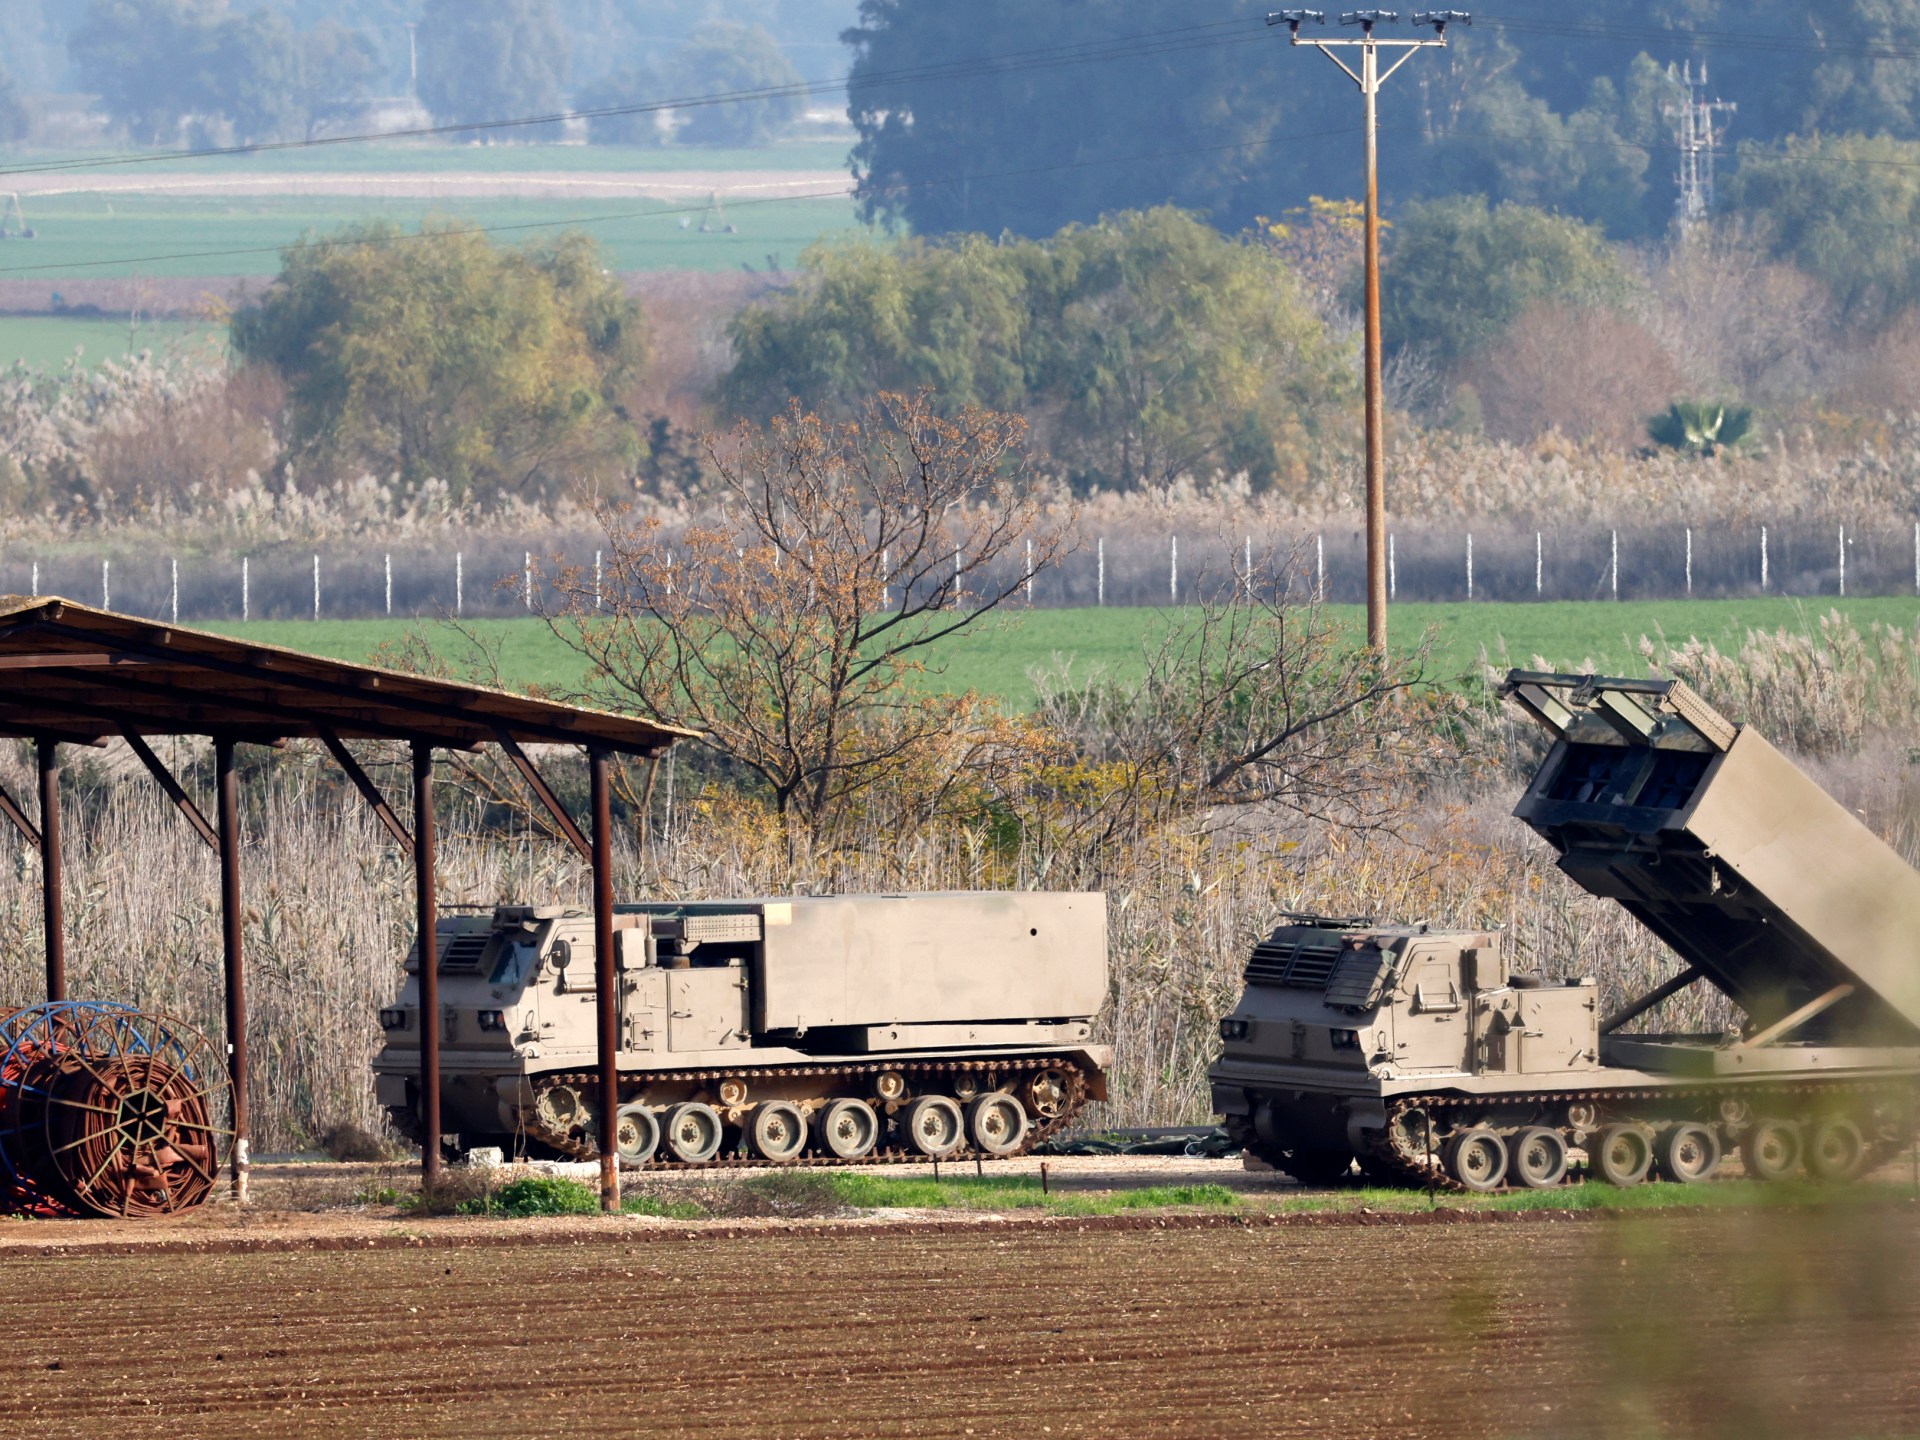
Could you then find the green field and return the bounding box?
[0,192,864,282]
[0,140,854,177]
[198,596,1920,707]
[0,314,222,369]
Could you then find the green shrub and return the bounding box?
[456,1175,600,1218]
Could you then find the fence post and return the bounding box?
[1244,535,1252,602]
[1170,535,1178,605]
[595,550,603,610]
[1315,534,1324,603]
[385,553,392,616]
[1097,538,1105,607]
[1466,532,1474,601]
[456,552,464,615]
[29,560,38,599]
[1610,530,1619,600]
[1839,524,1846,597]
[1685,527,1692,596]
[101,558,110,610]
[1761,527,1768,592]
[1388,533,1396,600]
[523,551,533,610]
[1535,531,1542,596]
[1025,537,1033,605]
[880,547,889,610]
[312,554,320,621]
[242,557,249,621]
[170,557,179,625]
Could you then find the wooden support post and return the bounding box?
[591,747,620,1213]
[123,731,218,852]
[215,738,249,1203]
[1739,984,1855,1050]
[414,742,442,1193]
[37,738,64,1003]
[318,732,414,856]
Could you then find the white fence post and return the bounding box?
[880,547,889,610]
[456,552,464,615]
[312,554,320,621]
[1244,535,1252,601]
[1685,527,1693,596]
[101,558,110,610]
[30,560,38,599]
[241,557,249,621]
[1535,531,1542,596]
[170,557,178,624]
[523,551,533,610]
[1315,534,1324,603]
[385,553,392,616]
[1170,535,1178,604]
[1839,523,1846,597]
[1466,532,1474,600]
[1610,530,1619,600]
[1097,538,1105,607]
[1761,527,1769,591]
[1025,537,1033,605]
[595,550,604,610]
[1388,533,1396,600]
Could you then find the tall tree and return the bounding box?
[661,22,804,146]
[0,65,29,145]
[416,0,567,132]
[231,224,649,500]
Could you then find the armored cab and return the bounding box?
[1209,673,1920,1191]
[374,892,1110,1168]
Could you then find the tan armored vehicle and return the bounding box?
[374,892,1109,1166]
[1209,671,1920,1190]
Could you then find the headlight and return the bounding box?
[477,1009,507,1033]
[1218,1017,1250,1041]
[1330,1028,1360,1051]
[379,1008,408,1031]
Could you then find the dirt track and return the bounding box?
[8,1204,1919,1439]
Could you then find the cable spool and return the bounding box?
[0,1002,230,1218]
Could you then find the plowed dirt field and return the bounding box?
[7,1205,1919,1439]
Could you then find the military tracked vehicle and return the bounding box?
[1209,671,1920,1190]
[374,892,1109,1167]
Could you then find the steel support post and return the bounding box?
[413,742,442,1193]
[36,738,63,1002]
[215,738,250,1202]
[590,748,621,1212]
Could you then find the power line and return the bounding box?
[0,126,1361,278]
[0,17,1263,181]
[1475,12,1920,64]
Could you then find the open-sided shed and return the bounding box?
[0,596,692,1209]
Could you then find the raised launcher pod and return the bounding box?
[1505,670,1920,1064]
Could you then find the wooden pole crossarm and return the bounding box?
[122,731,220,854]
[495,730,593,862]
[1600,966,1703,1034]
[0,782,40,851]
[1737,984,1856,1050]
[318,732,414,857]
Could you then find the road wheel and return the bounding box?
[1806,1117,1866,1182]
[1591,1124,1653,1187]
[747,1101,808,1162]
[814,1098,878,1160]
[1741,1119,1802,1182]
[1444,1127,1508,1192]
[1283,1148,1356,1186]
[966,1094,1029,1157]
[902,1095,965,1159]
[1510,1127,1569,1188]
[1658,1122,1721,1184]
[662,1102,724,1163]
[613,1103,659,1165]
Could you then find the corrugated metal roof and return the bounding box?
[0,596,694,754]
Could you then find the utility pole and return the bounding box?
[1269,9,1465,652]
[1665,60,1735,231]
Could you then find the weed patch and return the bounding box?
[454,1175,599,1218]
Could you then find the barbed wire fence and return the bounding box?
[2,520,1916,622]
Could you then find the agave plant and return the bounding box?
[1648,400,1752,457]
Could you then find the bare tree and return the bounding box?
[548,391,1071,846]
[1022,545,1433,882]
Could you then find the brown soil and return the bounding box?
[5,1197,1918,1438]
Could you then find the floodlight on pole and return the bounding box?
[1270,7,1462,653]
